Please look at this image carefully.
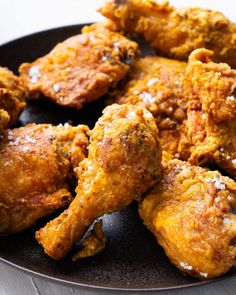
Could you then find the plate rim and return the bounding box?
[0,23,235,292]
[0,256,224,292]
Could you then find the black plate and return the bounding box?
[0,24,235,292]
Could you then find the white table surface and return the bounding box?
[1,0,236,294]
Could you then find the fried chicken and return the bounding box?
[72,220,106,261]
[0,67,26,132]
[100,0,236,67]
[139,158,236,279]
[36,104,162,260]
[0,123,89,235]
[185,49,236,179]
[19,27,139,109]
[108,56,190,159]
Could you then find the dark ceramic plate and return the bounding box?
[0,24,235,292]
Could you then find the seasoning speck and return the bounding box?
[205,178,211,183]
[200,272,208,278]
[101,56,108,62]
[227,96,235,101]
[29,66,41,84]
[9,137,20,146]
[22,146,30,152]
[212,178,226,190]
[113,42,120,50]
[140,92,155,104]
[53,83,60,93]
[147,78,159,87]
[25,135,36,144]
[180,262,193,270]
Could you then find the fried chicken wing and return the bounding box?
[185,49,236,179]
[100,0,236,67]
[139,158,236,279]
[19,28,139,109]
[36,104,162,260]
[0,123,89,235]
[108,56,190,158]
[0,67,26,132]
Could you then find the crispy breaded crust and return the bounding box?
[139,158,236,279]
[185,49,236,179]
[19,28,140,109]
[100,0,236,67]
[0,123,89,235]
[36,104,162,260]
[107,56,190,158]
[0,67,26,131]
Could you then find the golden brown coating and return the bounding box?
[185,49,236,179]
[108,56,190,158]
[139,159,236,279]
[36,104,162,260]
[100,0,236,67]
[72,220,106,261]
[0,109,10,132]
[0,123,89,235]
[81,20,120,34]
[19,28,140,109]
[0,67,26,132]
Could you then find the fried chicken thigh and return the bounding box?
[139,158,236,279]
[19,27,139,109]
[185,49,236,179]
[0,123,89,235]
[36,104,162,260]
[100,0,236,67]
[0,67,26,132]
[108,56,190,158]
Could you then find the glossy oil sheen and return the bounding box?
[0,24,235,292]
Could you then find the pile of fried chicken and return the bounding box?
[1,0,236,281]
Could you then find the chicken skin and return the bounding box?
[139,158,236,279]
[72,220,106,261]
[108,56,190,159]
[19,27,139,109]
[100,0,236,67]
[185,49,236,179]
[36,104,162,260]
[0,123,89,235]
[0,67,26,132]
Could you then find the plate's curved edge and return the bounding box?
[0,24,235,293]
[0,256,223,292]
[0,23,91,48]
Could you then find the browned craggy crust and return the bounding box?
[0,67,26,132]
[0,123,89,235]
[19,27,140,109]
[185,49,236,179]
[100,0,236,67]
[107,56,191,159]
[139,158,236,280]
[36,104,162,260]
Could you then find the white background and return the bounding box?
[1,0,236,45]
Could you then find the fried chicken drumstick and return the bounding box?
[36,104,162,260]
[0,67,26,132]
[19,27,139,109]
[108,56,190,158]
[139,157,236,279]
[185,49,236,179]
[100,0,236,67]
[0,123,89,235]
